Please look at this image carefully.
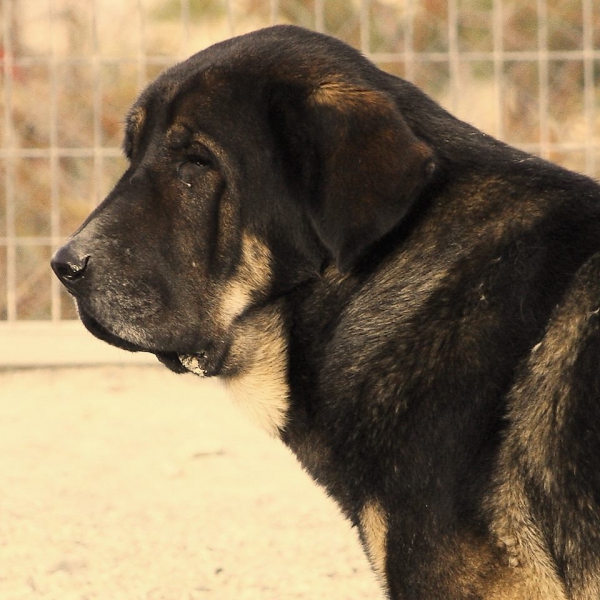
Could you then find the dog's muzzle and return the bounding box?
[51,240,226,378]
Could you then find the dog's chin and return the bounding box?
[77,305,224,377]
[157,348,226,377]
[78,307,144,353]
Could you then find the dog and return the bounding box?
[51,25,600,599]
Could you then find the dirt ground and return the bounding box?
[0,365,383,600]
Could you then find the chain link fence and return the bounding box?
[1,0,600,360]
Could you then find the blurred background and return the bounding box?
[2,0,600,339]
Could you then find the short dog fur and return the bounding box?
[52,25,600,599]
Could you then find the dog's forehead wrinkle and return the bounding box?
[126,80,192,152]
[165,122,193,148]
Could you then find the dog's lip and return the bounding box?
[155,351,211,376]
[77,305,225,377]
[177,352,209,376]
[155,351,189,374]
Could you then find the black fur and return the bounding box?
[52,26,600,599]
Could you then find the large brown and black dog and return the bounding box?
[52,25,600,599]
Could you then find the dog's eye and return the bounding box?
[187,155,212,168]
[178,153,214,187]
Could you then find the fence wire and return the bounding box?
[2,0,600,324]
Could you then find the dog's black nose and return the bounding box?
[51,243,90,287]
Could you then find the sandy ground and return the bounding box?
[0,365,383,600]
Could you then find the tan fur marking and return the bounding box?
[311,81,372,105]
[224,304,289,437]
[217,233,287,436]
[310,81,401,124]
[360,500,388,579]
[220,234,272,326]
[486,470,568,600]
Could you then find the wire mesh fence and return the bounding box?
[2,0,600,326]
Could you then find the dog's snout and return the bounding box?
[51,243,90,288]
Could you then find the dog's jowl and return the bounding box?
[52,25,600,599]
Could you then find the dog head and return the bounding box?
[51,25,434,377]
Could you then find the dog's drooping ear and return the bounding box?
[272,81,435,272]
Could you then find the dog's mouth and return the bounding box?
[78,306,223,377]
